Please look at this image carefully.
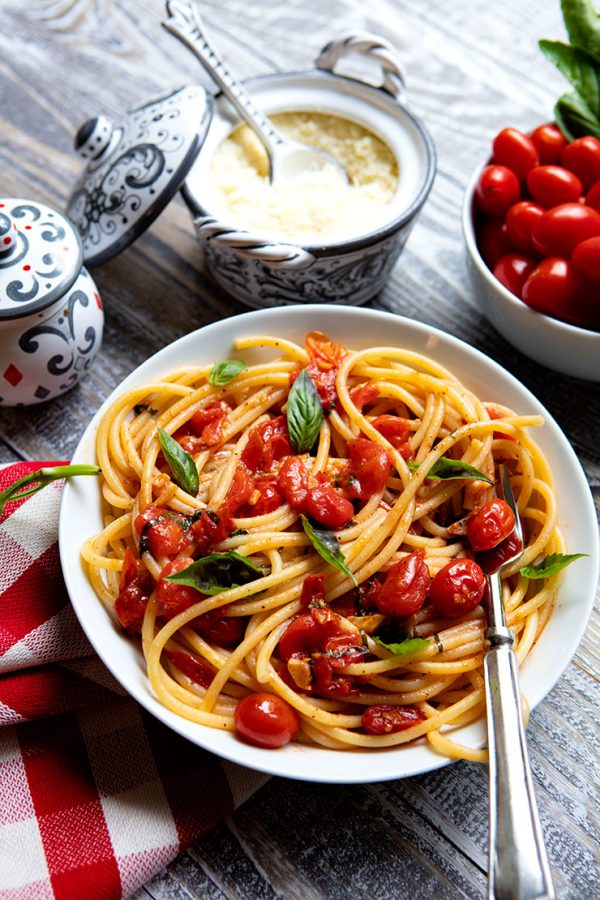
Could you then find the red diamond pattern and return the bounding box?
[3,364,23,386]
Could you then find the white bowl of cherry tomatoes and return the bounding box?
[463,123,600,381]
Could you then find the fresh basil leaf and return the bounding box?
[287,369,323,453]
[539,40,600,117]
[373,636,430,656]
[301,514,358,587]
[408,457,493,484]
[0,464,101,516]
[157,427,199,495]
[561,0,600,64]
[520,552,588,580]
[209,359,247,387]
[165,551,263,595]
[554,89,600,139]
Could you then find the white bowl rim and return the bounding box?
[462,161,600,343]
[58,305,599,784]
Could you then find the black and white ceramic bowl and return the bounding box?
[182,35,436,309]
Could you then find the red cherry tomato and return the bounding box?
[234,692,300,748]
[371,415,412,458]
[466,498,516,552]
[349,381,379,409]
[240,476,283,516]
[586,179,600,212]
[279,607,356,660]
[115,547,152,633]
[505,201,545,253]
[476,217,513,269]
[475,165,521,216]
[241,416,290,473]
[532,203,600,257]
[218,466,255,529]
[165,650,215,688]
[374,551,430,617]
[346,438,392,499]
[492,128,539,179]
[493,253,537,298]
[429,558,487,618]
[529,123,568,164]
[156,558,201,619]
[561,136,600,189]
[278,456,309,509]
[526,165,583,207]
[190,401,231,446]
[521,258,583,325]
[304,475,354,529]
[190,509,228,554]
[362,704,425,735]
[194,605,245,646]
[300,573,327,608]
[134,507,187,557]
[572,236,600,281]
[478,529,523,575]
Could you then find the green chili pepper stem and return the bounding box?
[0,464,101,515]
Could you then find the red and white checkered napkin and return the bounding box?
[0,462,268,900]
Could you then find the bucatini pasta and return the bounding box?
[82,332,563,759]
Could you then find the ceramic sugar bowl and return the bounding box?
[0,199,103,406]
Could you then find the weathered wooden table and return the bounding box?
[1,1,598,897]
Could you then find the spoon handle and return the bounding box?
[163,0,283,164]
[485,574,555,900]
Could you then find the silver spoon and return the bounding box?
[163,0,349,184]
[481,464,554,900]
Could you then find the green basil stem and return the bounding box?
[0,464,101,515]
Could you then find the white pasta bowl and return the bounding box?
[462,163,600,382]
[59,305,599,783]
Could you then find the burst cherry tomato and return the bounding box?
[349,381,379,409]
[190,401,231,446]
[278,456,309,509]
[134,506,187,557]
[362,704,425,735]
[572,236,600,281]
[529,124,568,164]
[300,573,327,607]
[114,547,152,633]
[532,203,600,257]
[429,558,487,618]
[493,253,537,297]
[241,416,290,472]
[156,558,200,618]
[466,498,516,551]
[476,218,513,269]
[560,136,600,189]
[374,551,430,617]
[475,165,521,216]
[493,128,539,179]
[526,165,583,207]
[304,474,354,529]
[240,476,283,516]
[505,201,545,253]
[371,415,412,457]
[234,692,300,748]
[346,438,392,499]
[478,529,523,575]
[521,257,584,325]
[218,466,256,530]
[586,179,600,212]
[279,607,359,660]
[194,605,245,646]
[165,650,215,688]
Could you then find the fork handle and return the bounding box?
[484,637,555,899]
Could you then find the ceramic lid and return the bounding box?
[66,85,213,266]
[0,198,83,321]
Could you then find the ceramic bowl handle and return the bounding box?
[315,32,406,101]
[194,216,315,270]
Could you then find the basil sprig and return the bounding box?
[301,514,358,586]
[0,464,101,516]
[520,552,588,580]
[209,359,246,387]
[408,457,493,484]
[373,636,429,656]
[540,0,600,139]
[165,551,263,595]
[287,369,323,453]
[157,427,199,495]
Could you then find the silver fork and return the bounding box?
[483,464,554,900]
